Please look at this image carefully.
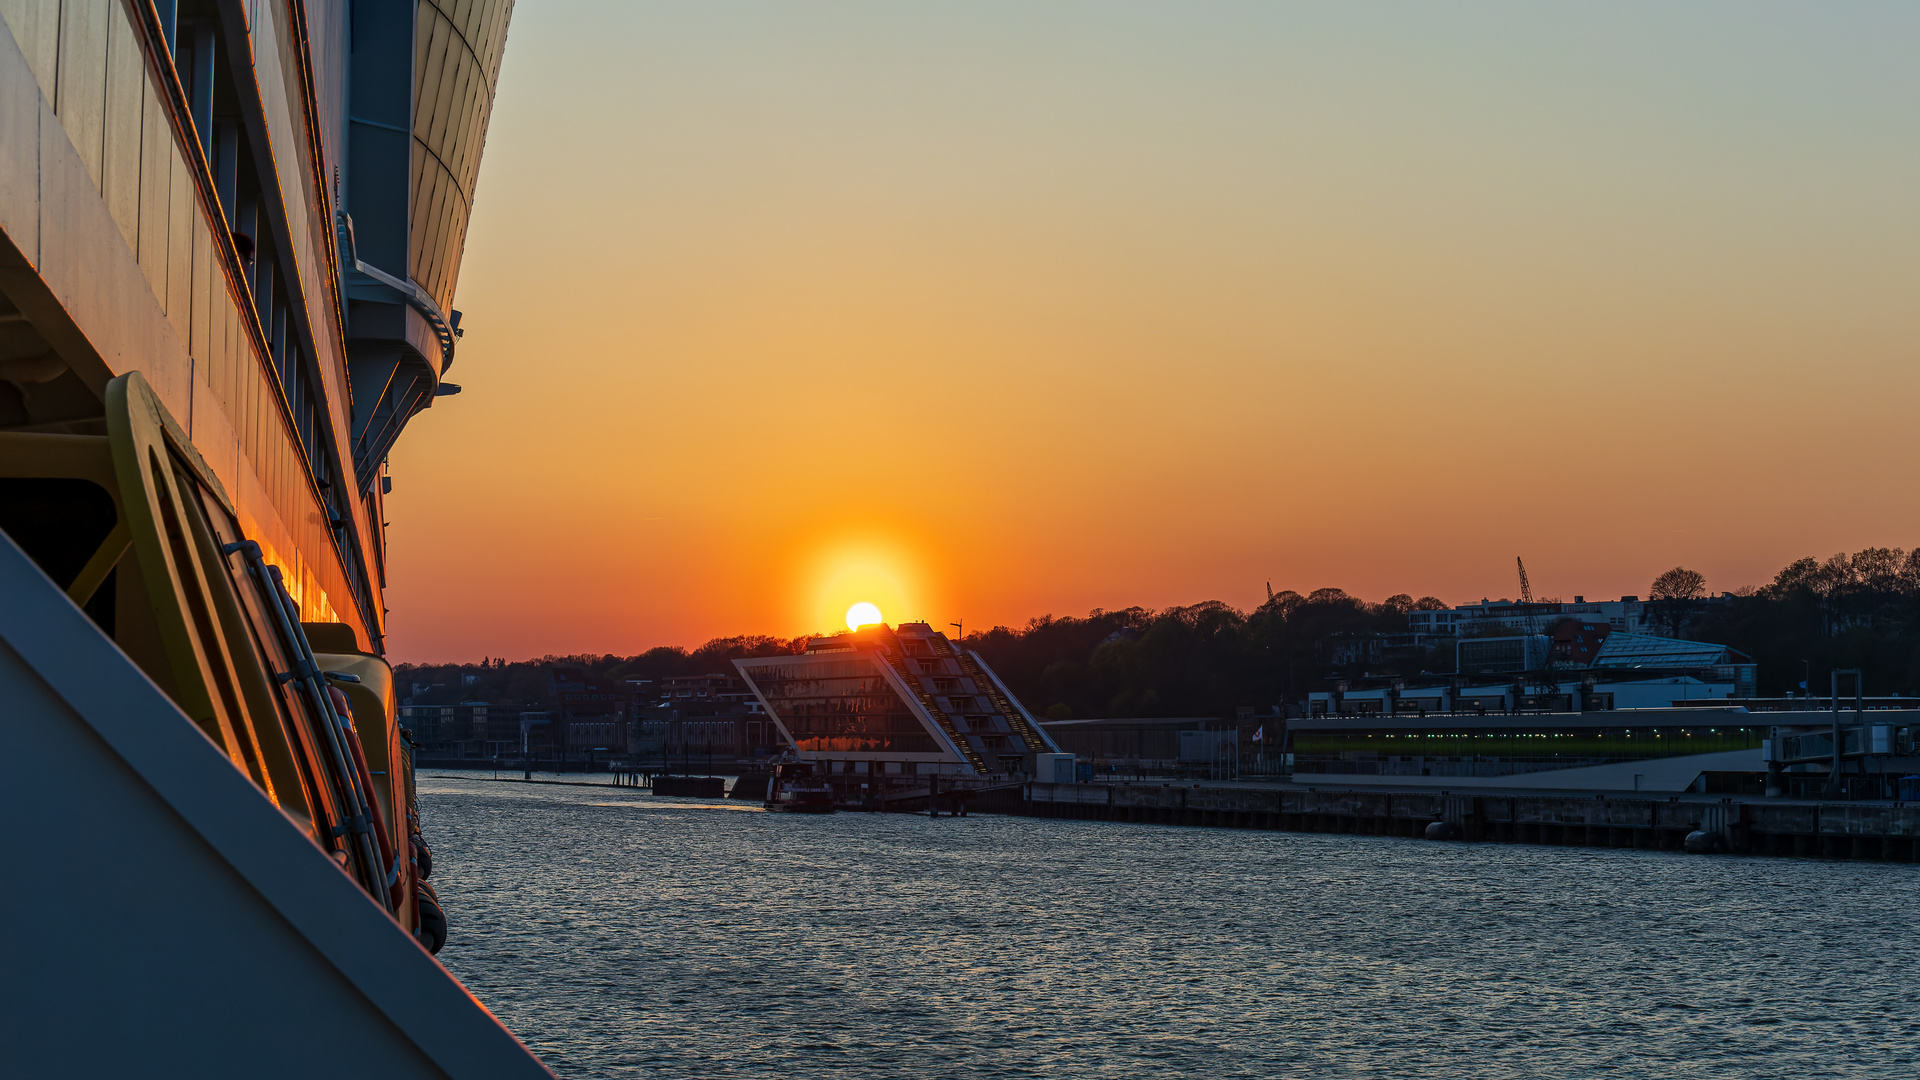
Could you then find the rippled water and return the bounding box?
[420,772,1919,1078]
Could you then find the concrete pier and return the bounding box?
[985,782,1920,861]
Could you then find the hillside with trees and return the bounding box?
[395,549,1920,717]
[396,635,804,707]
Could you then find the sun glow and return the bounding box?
[793,531,933,637]
[846,602,884,631]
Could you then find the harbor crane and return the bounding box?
[1517,557,1534,604]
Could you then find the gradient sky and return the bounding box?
[383,1,1920,663]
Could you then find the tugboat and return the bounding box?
[764,757,838,813]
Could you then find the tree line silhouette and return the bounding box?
[396,549,1920,716]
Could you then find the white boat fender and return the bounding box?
[1683,830,1727,855]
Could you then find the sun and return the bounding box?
[846,602,884,631]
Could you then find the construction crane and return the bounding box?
[1516,557,1534,604]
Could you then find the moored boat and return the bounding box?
[765,759,839,813]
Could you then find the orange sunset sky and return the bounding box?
[383,2,1920,663]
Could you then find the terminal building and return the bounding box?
[1295,626,1783,794]
[1405,595,1735,637]
[1307,631,1757,717]
[733,622,1066,780]
[1287,705,1920,797]
[1288,707,1774,792]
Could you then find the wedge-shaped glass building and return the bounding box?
[735,622,1063,778]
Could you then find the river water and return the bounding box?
[419,772,1918,1078]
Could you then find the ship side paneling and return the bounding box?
[0,0,373,637]
[409,0,513,313]
[0,522,552,1077]
[226,0,380,610]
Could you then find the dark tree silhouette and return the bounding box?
[1650,567,1706,601]
[398,547,1920,716]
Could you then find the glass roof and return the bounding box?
[1591,633,1733,668]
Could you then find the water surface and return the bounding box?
[421,773,1918,1078]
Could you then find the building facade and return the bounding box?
[624,671,777,762]
[733,621,1062,778]
[1309,631,1757,717]
[1286,707,1774,792]
[1287,706,1920,797]
[399,702,547,757]
[549,666,632,755]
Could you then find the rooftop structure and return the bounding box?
[1408,594,1737,638]
[1389,629,1757,693]
[1590,632,1747,671]
[660,673,755,708]
[733,622,1060,778]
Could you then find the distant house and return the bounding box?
[548,667,634,755]
[632,673,780,762]
[1549,618,1612,666]
[659,673,754,711]
[397,703,544,758]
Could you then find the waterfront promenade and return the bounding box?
[424,768,1920,862]
[1002,780,1920,861]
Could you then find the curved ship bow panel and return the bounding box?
[346,0,515,494]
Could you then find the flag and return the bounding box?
[1252,726,1264,742]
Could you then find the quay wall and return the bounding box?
[981,782,1920,862]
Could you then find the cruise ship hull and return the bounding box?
[1,527,548,1076]
[0,1,545,1072]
